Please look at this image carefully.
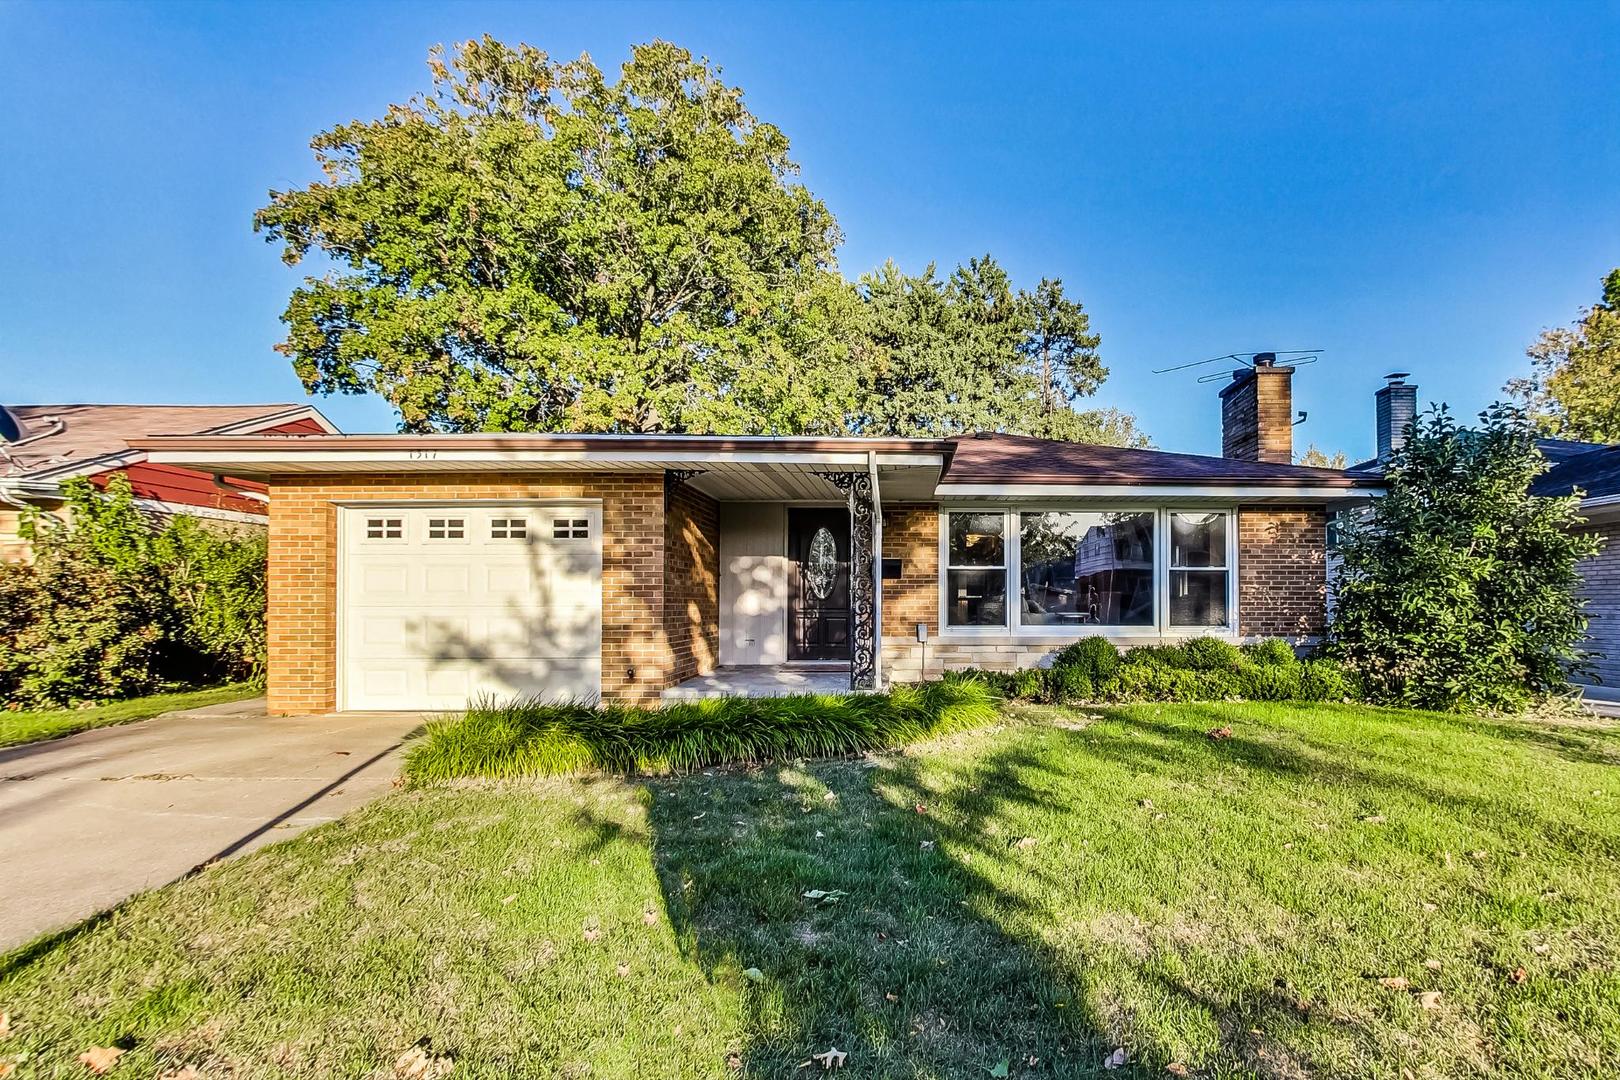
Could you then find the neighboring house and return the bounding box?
[137,359,1381,714]
[0,403,339,561]
[1533,441,1620,698]
[1351,375,1619,698]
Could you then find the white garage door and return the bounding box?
[340,503,602,710]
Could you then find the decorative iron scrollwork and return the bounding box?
[817,470,878,691]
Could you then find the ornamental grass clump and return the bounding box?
[404,677,999,782]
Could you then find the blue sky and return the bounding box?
[3,1,1617,460]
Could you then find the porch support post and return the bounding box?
[820,469,880,691]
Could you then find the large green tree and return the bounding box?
[848,258,1146,444]
[1327,404,1599,712]
[1506,268,1620,443]
[256,37,854,433]
[259,36,1145,445]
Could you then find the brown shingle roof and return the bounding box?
[941,432,1379,487]
[1,404,317,479]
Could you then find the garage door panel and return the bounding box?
[342,504,602,710]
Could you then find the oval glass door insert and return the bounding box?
[806,526,838,599]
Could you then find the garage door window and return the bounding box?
[365,516,403,540]
[553,517,590,539]
[427,517,466,540]
[491,517,528,539]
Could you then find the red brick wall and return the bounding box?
[664,480,720,683]
[265,472,672,713]
[881,505,939,639]
[1238,506,1327,638]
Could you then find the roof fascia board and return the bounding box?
[934,483,1381,500]
[140,448,947,469]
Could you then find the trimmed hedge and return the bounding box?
[957,637,1362,705]
[405,678,1000,781]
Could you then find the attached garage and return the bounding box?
[339,502,602,710]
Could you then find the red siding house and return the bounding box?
[0,403,338,561]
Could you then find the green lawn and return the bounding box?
[0,684,260,749]
[2,702,1617,1077]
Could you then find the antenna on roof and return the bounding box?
[1153,349,1324,381]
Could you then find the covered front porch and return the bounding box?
[669,450,943,696]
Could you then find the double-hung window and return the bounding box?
[945,512,1007,627]
[1168,511,1231,627]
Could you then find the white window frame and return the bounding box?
[939,508,1013,634]
[938,505,1240,639]
[1164,508,1239,634]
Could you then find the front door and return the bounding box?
[787,507,851,661]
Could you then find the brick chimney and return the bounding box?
[1374,372,1417,462]
[1219,353,1294,464]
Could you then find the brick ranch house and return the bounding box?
[0,403,338,561]
[137,361,1382,713]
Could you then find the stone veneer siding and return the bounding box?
[265,472,672,713]
[1574,519,1620,692]
[1236,506,1327,639]
[663,479,720,684]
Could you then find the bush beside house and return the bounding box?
[957,635,1361,706]
[0,474,267,709]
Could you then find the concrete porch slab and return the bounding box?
[661,666,853,700]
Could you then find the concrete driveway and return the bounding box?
[0,699,424,950]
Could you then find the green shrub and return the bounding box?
[1119,644,1190,669]
[1328,404,1600,711]
[1103,665,1205,702]
[0,475,267,708]
[1243,638,1299,667]
[1008,668,1045,701]
[1236,663,1302,701]
[404,678,1002,781]
[1051,637,1120,682]
[1048,665,1093,703]
[1182,637,1246,671]
[1300,658,1357,701]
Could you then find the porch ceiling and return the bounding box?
[686,462,941,502]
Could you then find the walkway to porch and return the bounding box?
[661,666,852,701]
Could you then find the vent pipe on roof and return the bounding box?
[1375,373,1417,462]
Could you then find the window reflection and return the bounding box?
[1019,511,1154,626]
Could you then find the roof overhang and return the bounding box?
[934,482,1382,504]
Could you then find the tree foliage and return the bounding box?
[1506,268,1620,443]
[848,258,1145,443]
[1326,404,1600,712]
[258,37,1146,446]
[0,475,267,708]
[1296,444,1348,469]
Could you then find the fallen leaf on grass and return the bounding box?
[1417,991,1442,1010]
[986,1060,1010,1078]
[1103,1047,1130,1069]
[1424,959,1441,971]
[1012,836,1039,850]
[1359,814,1387,824]
[920,840,935,850]
[1421,902,1438,912]
[0,1063,13,1078]
[1166,1064,1190,1077]
[726,1052,742,1071]
[643,910,659,926]
[616,962,630,977]
[884,992,899,1003]
[1532,943,1550,955]
[0,1013,9,1038]
[1510,966,1528,985]
[913,803,928,815]
[499,894,516,905]
[393,1045,453,1079]
[77,1046,124,1074]
[742,968,765,983]
[1376,976,1410,990]
[1206,726,1233,740]
[811,1046,847,1069]
[582,926,600,943]
[802,889,848,906]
